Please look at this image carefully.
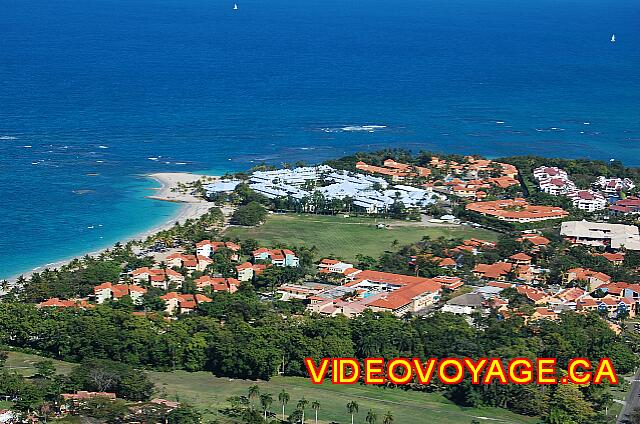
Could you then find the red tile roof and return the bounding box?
[367,281,442,311]
[473,262,513,279]
[509,253,532,261]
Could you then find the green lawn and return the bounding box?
[6,351,537,424]
[225,213,498,263]
[5,350,76,376]
[149,370,538,424]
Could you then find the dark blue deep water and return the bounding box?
[1,0,639,278]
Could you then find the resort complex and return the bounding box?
[3,151,640,424]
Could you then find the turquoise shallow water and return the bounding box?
[1,0,639,278]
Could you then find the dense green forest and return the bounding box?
[0,289,637,423]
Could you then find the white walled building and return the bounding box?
[566,190,607,212]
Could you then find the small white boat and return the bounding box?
[611,34,616,43]
[233,3,238,10]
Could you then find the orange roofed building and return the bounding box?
[308,270,451,317]
[37,298,93,309]
[130,267,185,290]
[517,286,550,305]
[196,240,241,261]
[356,159,430,181]
[166,253,212,272]
[160,292,212,315]
[473,262,513,281]
[93,282,147,305]
[194,276,241,293]
[564,268,612,291]
[235,262,270,282]
[466,198,568,223]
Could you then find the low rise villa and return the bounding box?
[160,292,212,315]
[465,198,569,223]
[252,248,300,267]
[235,262,269,281]
[130,267,185,290]
[194,276,241,293]
[166,253,212,272]
[93,282,147,304]
[195,240,241,260]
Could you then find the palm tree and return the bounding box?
[279,389,290,420]
[347,401,359,424]
[366,409,377,424]
[383,411,394,424]
[297,397,309,424]
[311,400,320,424]
[259,393,273,419]
[247,384,260,408]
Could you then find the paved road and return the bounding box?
[618,369,640,423]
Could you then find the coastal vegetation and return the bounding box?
[232,201,268,226]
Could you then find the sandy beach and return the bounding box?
[5,172,219,284]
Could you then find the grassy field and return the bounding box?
[5,350,76,376]
[7,351,536,424]
[225,213,498,263]
[148,370,538,424]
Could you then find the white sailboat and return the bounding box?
[611,34,616,43]
[233,3,238,10]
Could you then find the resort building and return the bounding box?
[196,240,241,261]
[609,197,640,216]
[252,248,299,267]
[236,262,254,281]
[245,165,441,214]
[517,233,551,251]
[533,166,577,196]
[277,283,327,301]
[166,253,212,272]
[560,221,640,250]
[235,262,269,281]
[129,267,185,290]
[306,270,451,318]
[93,282,147,304]
[365,280,442,316]
[596,252,626,266]
[508,253,533,266]
[533,166,570,182]
[473,262,513,280]
[516,286,550,304]
[465,198,569,223]
[442,293,487,316]
[203,179,243,195]
[37,298,93,309]
[160,292,212,315]
[537,178,577,196]
[317,259,359,276]
[593,176,635,194]
[595,296,635,319]
[194,276,241,293]
[564,268,612,290]
[355,159,431,181]
[565,190,607,212]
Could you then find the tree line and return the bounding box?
[0,285,636,423]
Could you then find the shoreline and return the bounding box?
[5,172,219,284]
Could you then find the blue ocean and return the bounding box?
[1,0,639,279]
